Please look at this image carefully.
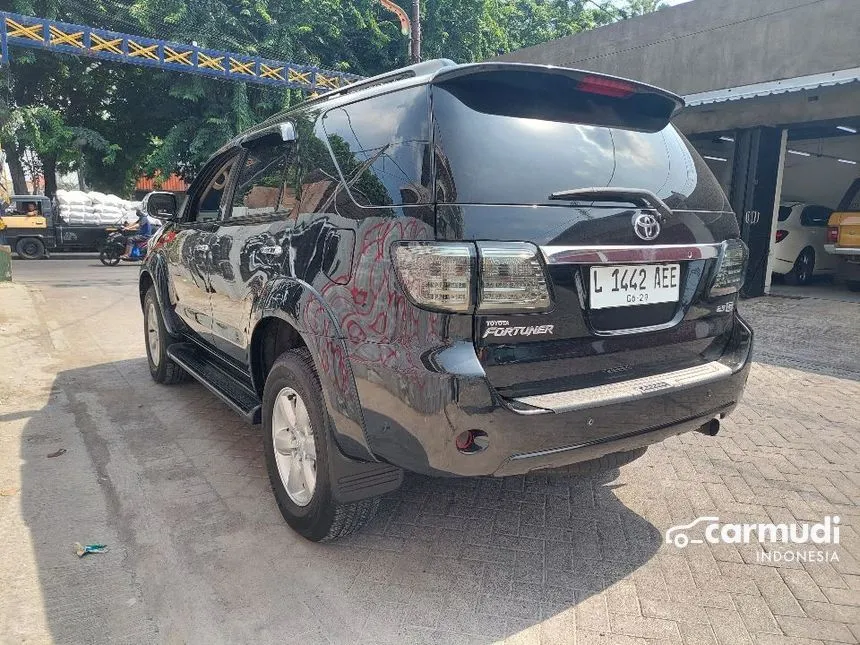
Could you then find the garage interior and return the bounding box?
[690,115,860,298]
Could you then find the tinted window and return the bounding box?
[321,86,431,208]
[432,86,730,212]
[800,205,833,227]
[229,135,297,220]
[188,156,238,223]
[778,206,792,222]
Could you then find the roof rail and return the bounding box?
[313,58,457,101]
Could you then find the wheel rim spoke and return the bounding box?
[301,459,316,494]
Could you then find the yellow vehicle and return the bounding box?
[825,179,860,291]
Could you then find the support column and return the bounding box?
[728,126,785,297]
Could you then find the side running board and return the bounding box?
[167,343,262,423]
[166,342,404,501]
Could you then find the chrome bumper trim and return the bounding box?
[513,361,733,413]
[541,243,722,265]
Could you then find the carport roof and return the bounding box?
[684,67,860,107]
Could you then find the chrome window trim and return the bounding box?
[540,243,722,265]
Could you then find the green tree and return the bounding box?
[0,0,623,194]
[618,0,666,18]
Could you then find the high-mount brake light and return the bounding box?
[577,75,636,98]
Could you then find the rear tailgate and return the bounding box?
[431,66,739,400]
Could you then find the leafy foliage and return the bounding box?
[0,0,660,195]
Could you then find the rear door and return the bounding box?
[208,130,299,364]
[430,67,740,399]
[164,153,239,345]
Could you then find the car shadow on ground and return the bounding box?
[20,358,662,643]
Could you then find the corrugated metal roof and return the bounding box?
[684,67,860,107]
[136,174,188,192]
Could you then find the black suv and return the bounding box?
[139,60,752,541]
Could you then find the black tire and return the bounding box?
[263,348,378,542]
[143,287,188,384]
[786,247,815,285]
[100,247,121,266]
[16,237,46,260]
[552,447,647,476]
[847,280,860,292]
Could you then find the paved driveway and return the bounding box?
[1,258,858,644]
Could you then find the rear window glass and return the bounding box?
[778,206,792,222]
[322,86,431,208]
[431,86,730,212]
[800,205,832,227]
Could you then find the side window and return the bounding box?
[800,205,833,227]
[186,156,238,224]
[228,135,298,220]
[321,86,431,209]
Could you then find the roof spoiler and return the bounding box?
[431,62,685,113]
[429,62,685,132]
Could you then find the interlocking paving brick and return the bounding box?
[6,269,860,644]
[775,615,857,643]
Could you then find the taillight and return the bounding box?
[775,230,789,243]
[392,241,552,314]
[710,239,748,297]
[827,226,839,244]
[391,242,475,313]
[476,242,551,313]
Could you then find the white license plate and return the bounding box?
[589,264,680,309]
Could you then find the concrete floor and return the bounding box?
[1,255,859,644]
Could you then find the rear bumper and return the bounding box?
[770,257,794,274]
[824,244,860,256]
[348,315,752,477]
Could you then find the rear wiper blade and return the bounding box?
[548,187,672,219]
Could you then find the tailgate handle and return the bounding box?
[548,187,673,220]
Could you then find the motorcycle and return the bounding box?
[99,227,147,266]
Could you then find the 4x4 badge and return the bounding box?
[633,212,661,241]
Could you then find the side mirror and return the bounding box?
[142,191,177,220]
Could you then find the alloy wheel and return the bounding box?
[146,301,161,367]
[271,387,317,506]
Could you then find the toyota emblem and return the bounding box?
[633,212,661,241]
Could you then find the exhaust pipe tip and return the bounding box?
[697,418,721,436]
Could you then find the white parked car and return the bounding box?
[771,202,838,284]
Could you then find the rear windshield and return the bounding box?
[431,86,730,212]
[778,206,792,222]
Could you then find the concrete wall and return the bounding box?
[494,0,860,96]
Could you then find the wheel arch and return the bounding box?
[249,278,375,462]
[138,256,184,336]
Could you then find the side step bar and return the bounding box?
[167,343,262,423]
[166,342,404,501]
